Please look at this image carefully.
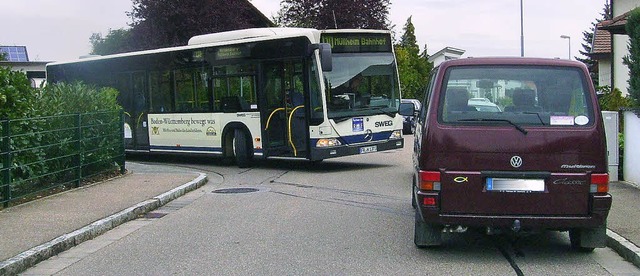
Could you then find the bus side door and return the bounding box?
[117,71,150,151]
[260,60,308,157]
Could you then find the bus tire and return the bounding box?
[414,210,442,248]
[233,129,253,168]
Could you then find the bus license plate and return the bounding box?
[359,145,377,154]
[486,178,545,192]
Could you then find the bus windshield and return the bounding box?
[324,52,400,119]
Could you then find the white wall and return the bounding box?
[623,111,640,185]
[612,0,640,96]
[598,59,612,87]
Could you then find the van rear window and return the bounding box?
[439,66,594,127]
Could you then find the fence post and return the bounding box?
[75,114,83,188]
[2,119,11,208]
[119,110,126,174]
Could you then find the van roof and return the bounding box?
[439,57,586,69]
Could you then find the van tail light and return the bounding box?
[423,196,437,206]
[419,171,441,191]
[590,173,609,193]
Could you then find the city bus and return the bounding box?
[46,28,404,167]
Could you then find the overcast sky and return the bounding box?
[0,0,608,62]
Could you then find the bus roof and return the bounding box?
[188,27,320,46]
[47,28,322,66]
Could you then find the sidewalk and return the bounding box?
[0,166,639,275]
[0,162,209,275]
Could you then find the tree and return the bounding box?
[90,0,273,54]
[90,28,134,55]
[576,2,611,87]
[394,17,432,101]
[277,0,391,29]
[623,7,640,107]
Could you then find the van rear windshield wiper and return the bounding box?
[457,118,528,135]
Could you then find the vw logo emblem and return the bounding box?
[364,129,373,142]
[510,156,523,168]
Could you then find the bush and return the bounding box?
[1,67,123,203]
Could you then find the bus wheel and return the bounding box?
[233,129,253,168]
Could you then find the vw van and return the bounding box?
[408,57,611,251]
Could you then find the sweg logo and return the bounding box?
[375,120,393,127]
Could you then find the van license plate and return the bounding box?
[359,145,377,154]
[486,178,545,192]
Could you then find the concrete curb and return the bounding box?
[607,229,640,268]
[0,173,207,276]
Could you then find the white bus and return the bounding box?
[46,28,404,167]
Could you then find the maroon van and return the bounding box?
[404,57,611,251]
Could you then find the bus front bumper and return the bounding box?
[309,138,404,161]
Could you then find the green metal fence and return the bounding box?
[0,110,125,208]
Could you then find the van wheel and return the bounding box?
[569,229,596,252]
[411,181,417,209]
[233,129,253,168]
[414,210,442,248]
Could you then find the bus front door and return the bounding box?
[261,61,308,158]
[117,72,150,151]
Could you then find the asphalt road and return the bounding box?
[28,136,640,275]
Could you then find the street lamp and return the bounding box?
[560,35,571,60]
[520,0,524,57]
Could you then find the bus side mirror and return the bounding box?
[310,43,332,72]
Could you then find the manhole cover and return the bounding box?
[212,188,260,194]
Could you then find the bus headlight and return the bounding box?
[389,130,402,139]
[316,138,342,147]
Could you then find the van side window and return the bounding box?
[419,71,437,124]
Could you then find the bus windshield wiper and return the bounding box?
[370,106,396,117]
[458,118,528,135]
[331,116,351,123]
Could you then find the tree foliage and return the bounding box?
[576,2,611,87]
[91,0,273,54]
[277,0,391,29]
[623,7,640,107]
[394,17,432,101]
[90,28,134,56]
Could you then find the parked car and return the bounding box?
[401,57,610,251]
[468,98,502,112]
[400,99,421,134]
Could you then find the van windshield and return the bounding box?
[440,66,595,127]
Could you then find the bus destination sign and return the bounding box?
[320,33,391,53]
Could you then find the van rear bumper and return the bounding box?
[419,193,611,230]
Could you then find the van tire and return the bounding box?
[411,181,417,209]
[233,129,253,168]
[569,229,596,252]
[570,226,605,252]
[414,211,442,248]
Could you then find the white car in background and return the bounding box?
[468,98,501,112]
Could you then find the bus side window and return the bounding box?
[175,68,196,112]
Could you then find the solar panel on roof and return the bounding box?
[0,46,29,62]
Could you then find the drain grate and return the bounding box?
[212,188,260,194]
